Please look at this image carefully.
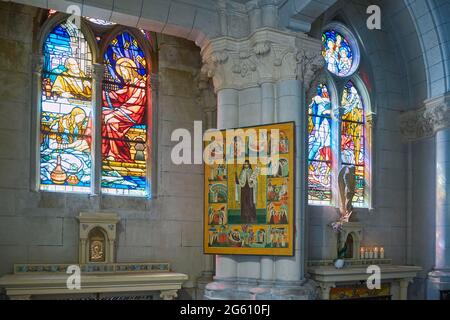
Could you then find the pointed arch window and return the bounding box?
[308,23,372,208]
[308,83,333,204]
[40,21,93,193]
[340,81,366,206]
[37,14,154,198]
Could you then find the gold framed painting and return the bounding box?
[203,122,295,256]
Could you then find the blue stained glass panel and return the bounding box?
[40,22,93,193]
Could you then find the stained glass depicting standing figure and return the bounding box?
[322,30,353,77]
[102,32,150,196]
[40,21,93,193]
[341,81,365,206]
[308,83,332,204]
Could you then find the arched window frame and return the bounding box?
[307,21,375,210]
[32,12,158,199]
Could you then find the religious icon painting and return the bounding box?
[204,122,295,256]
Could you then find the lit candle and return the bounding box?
[374,247,379,259]
[360,247,365,259]
[380,247,385,259]
[369,248,374,259]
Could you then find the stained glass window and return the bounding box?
[101,32,150,196]
[341,81,365,206]
[322,30,353,77]
[308,83,333,205]
[40,21,93,193]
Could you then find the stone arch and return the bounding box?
[406,0,449,99]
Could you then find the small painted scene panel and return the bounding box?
[207,224,290,249]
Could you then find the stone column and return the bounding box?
[196,74,217,299]
[260,80,275,286]
[435,127,450,270]
[246,1,262,33]
[271,48,322,298]
[236,86,263,293]
[261,82,275,124]
[91,64,105,197]
[428,120,450,299]
[400,93,450,299]
[206,87,240,299]
[79,239,87,264]
[201,28,322,300]
[275,78,303,284]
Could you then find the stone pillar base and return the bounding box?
[196,274,214,300]
[204,278,318,300]
[426,269,450,300]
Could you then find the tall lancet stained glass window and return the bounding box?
[40,22,93,193]
[341,81,365,206]
[322,30,353,77]
[308,83,333,205]
[102,32,150,196]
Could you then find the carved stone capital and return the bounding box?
[400,93,450,140]
[200,28,321,93]
[297,47,324,86]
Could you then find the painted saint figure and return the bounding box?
[40,107,92,186]
[235,160,259,223]
[102,57,147,162]
[52,58,92,100]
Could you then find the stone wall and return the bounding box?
[0,3,206,299]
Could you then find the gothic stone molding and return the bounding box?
[200,28,322,92]
[399,93,450,140]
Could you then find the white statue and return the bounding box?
[331,165,356,232]
[339,165,356,222]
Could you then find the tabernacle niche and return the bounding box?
[89,227,106,263]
